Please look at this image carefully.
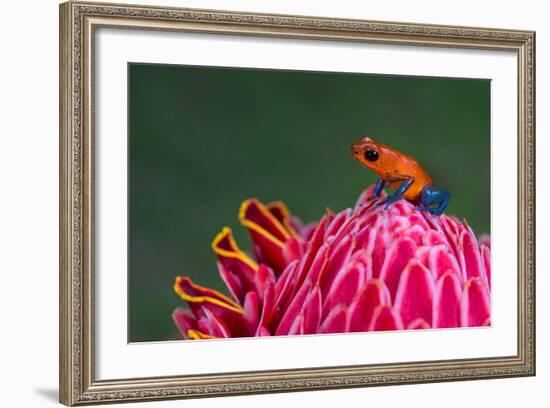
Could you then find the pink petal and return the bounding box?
[174,277,241,315]
[407,318,431,330]
[355,223,373,251]
[349,249,372,281]
[419,209,440,231]
[275,280,313,336]
[254,264,275,301]
[256,278,275,335]
[478,234,491,249]
[348,279,391,332]
[408,212,431,231]
[325,208,352,238]
[359,212,381,230]
[440,215,459,254]
[240,199,290,242]
[323,262,364,316]
[389,215,410,236]
[368,305,404,331]
[356,201,379,218]
[174,277,246,336]
[248,229,287,274]
[212,228,259,304]
[332,218,360,245]
[273,260,298,312]
[287,314,303,336]
[428,245,461,281]
[354,185,384,209]
[459,230,485,282]
[367,226,387,279]
[200,308,231,338]
[243,291,260,336]
[442,215,459,237]
[257,327,271,336]
[325,209,335,227]
[394,260,435,328]
[415,246,430,267]
[309,215,328,251]
[266,201,301,238]
[320,235,355,295]
[305,242,330,284]
[282,236,303,265]
[319,304,349,334]
[292,216,328,288]
[216,261,244,305]
[403,225,426,245]
[391,201,414,216]
[301,286,322,334]
[422,230,448,247]
[481,245,491,289]
[298,221,317,241]
[379,237,417,299]
[461,277,491,327]
[239,199,292,274]
[172,308,197,339]
[433,271,462,328]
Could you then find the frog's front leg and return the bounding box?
[376,177,414,210]
[371,178,386,198]
[416,185,450,216]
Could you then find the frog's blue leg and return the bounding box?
[371,178,386,198]
[376,177,414,210]
[416,185,450,216]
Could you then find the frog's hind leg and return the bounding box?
[416,185,450,216]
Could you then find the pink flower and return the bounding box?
[173,186,491,339]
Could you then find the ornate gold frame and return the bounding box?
[59,1,536,405]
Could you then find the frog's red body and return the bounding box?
[351,137,450,215]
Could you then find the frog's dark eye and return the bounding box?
[364,149,379,162]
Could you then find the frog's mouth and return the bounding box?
[351,143,361,158]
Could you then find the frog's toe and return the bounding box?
[374,199,386,209]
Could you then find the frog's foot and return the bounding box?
[416,185,450,216]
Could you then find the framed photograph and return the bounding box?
[59,1,536,405]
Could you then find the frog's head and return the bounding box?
[351,137,383,171]
[351,137,402,177]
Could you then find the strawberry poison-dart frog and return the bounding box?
[351,137,450,215]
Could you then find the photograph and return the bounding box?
[128,63,491,342]
[56,1,536,405]
[1,0,545,404]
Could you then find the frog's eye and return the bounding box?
[364,149,379,162]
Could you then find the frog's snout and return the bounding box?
[351,142,363,160]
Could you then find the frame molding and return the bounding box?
[59,1,535,405]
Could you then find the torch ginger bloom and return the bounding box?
[173,186,491,339]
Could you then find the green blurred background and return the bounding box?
[129,63,490,342]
